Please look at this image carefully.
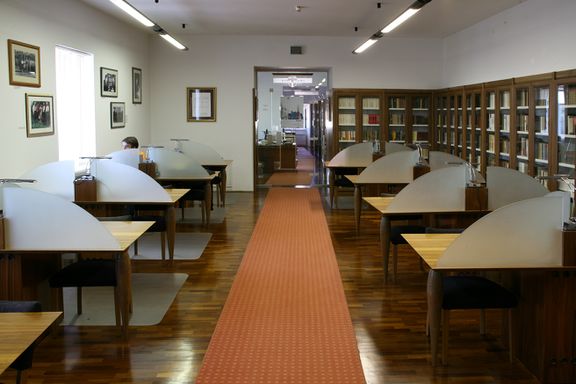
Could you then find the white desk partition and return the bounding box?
[107,148,140,168]
[385,141,411,154]
[92,161,171,202]
[486,166,549,210]
[356,150,419,184]
[19,160,75,200]
[2,187,119,250]
[147,147,209,178]
[386,166,467,213]
[177,141,226,165]
[328,142,373,167]
[428,151,466,170]
[438,193,569,268]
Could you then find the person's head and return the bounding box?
[121,136,139,149]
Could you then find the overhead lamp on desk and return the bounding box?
[353,0,432,54]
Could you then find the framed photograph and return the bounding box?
[132,67,142,104]
[8,39,41,87]
[186,87,216,122]
[25,94,54,137]
[110,102,125,128]
[100,67,118,97]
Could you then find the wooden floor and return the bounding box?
[1,189,539,384]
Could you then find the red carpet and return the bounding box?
[195,188,365,383]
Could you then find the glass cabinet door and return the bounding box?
[473,92,482,170]
[465,94,473,163]
[485,90,497,167]
[337,96,357,151]
[499,89,511,167]
[557,83,576,191]
[435,94,448,152]
[388,96,406,143]
[515,86,530,174]
[455,94,464,157]
[361,96,381,144]
[411,96,430,145]
[533,86,550,180]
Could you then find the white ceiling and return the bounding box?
[79,0,526,38]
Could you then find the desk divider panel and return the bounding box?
[486,166,549,210]
[147,148,209,178]
[92,161,171,202]
[328,142,373,167]
[384,141,412,154]
[438,193,569,268]
[386,166,466,213]
[107,149,140,169]
[2,187,119,251]
[428,151,467,171]
[356,150,419,184]
[19,160,75,200]
[178,141,226,165]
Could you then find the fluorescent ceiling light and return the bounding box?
[109,0,155,27]
[159,32,188,50]
[353,38,378,54]
[381,8,420,33]
[273,76,313,85]
[294,90,319,96]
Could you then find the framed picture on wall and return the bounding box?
[100,67,118,97]
[132,67,142,104]
[186,87,216,122]
[110,102,125,128]
[25,94,54,137]
[8,39,41,87]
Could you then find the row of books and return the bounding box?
[565,86,576,105]
[566,115,576,135]
[363,114,380,125]
[389,97,406,109]
[362,98,380,110]
[338,114,356,126]
[339,130,356,141]
[389,114,405,124]
[338,97,356,109]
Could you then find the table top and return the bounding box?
[202,160,233,167]
[345,175,408,185]
[324,161,370,169]
[363,196,490,216]
[363,197,394,212]
[402,233,459,269]
[156,174,216,182]
[101,221,155,250]
[0,312,63,373]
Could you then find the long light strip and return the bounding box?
[159,32,188,50]
[109,0,154,27]
[353,0,431,54]
[109,0,188,50]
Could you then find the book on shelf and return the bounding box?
[338,97,355,109]
[362,98,380,110]
[518,161,528,174]
[536,116,548,133]
[519,137,529,156]
[517,115,528,131]
[338,114,356,126]
[389,97,406,109]
[516,90,528,107]
[501,92,510,108]
[389,113,405,125]
[363,113,380,125]
[340,130,356,141]
[501,114,510,132]
[488,134,496,152]
[566,115,576,135]
[488,113,495,130]
[566,86,576,105]
[487,93,496,109]
[535,142,549,160]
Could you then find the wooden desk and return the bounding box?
[156,175,215,225]
[404,233,576,382]
[0,221,153,337]
[0,312,63,374]
[76,188,189,261]
[202,160,232,207]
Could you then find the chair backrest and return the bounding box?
[425,227,465,234]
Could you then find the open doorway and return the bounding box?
[254,67,331,188]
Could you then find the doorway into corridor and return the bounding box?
[254,67,331,189]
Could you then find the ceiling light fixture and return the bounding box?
[353,0,431,54]
[109,0,188,50]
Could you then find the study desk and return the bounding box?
[155,175,216,225]
[76,188,189,261]
[347,176,407,231]
[0,311,63,374]
[0,221,153,337]
[202,160,232,207]
[403,233,576,379]
[363,196,489,283]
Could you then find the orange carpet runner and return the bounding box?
[195,188,365,383]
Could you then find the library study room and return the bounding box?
[1,0,576,383]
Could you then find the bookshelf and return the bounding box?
[555,72,576,192]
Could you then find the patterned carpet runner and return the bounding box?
[195,188,365,383]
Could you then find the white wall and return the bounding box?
[442,0,576,86]
[0,0,150,178]
[148,35,444,191]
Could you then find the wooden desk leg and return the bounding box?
[381,216,391,284]
[166,206,176,262]
[354,185,362,231]
[116,250,132,339]
[427,270,443,367]
[205,182,212,225]
[220,169,227,207]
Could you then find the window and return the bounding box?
[55,46,95,172]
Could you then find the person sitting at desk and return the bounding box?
[121,136,139,149]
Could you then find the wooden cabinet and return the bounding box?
[554,70,576,193]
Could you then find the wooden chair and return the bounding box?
[0,300,44,384]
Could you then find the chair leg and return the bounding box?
[392,244,398,283]
[479,308,487,335]
[134,239,139,255]
[76,287,83,315]
[507,309,514,362]
[113,287,121,328]
[442,310,450,365]
[201,201,206,224]
[160,232,166,261]
[16,369,27,384]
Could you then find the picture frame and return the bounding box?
[186,87,216,122]
[100,67,118,97]
[8,39,41,87]
[110,102,125,129]
[132,67,142,104]
[25,94,54,137]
